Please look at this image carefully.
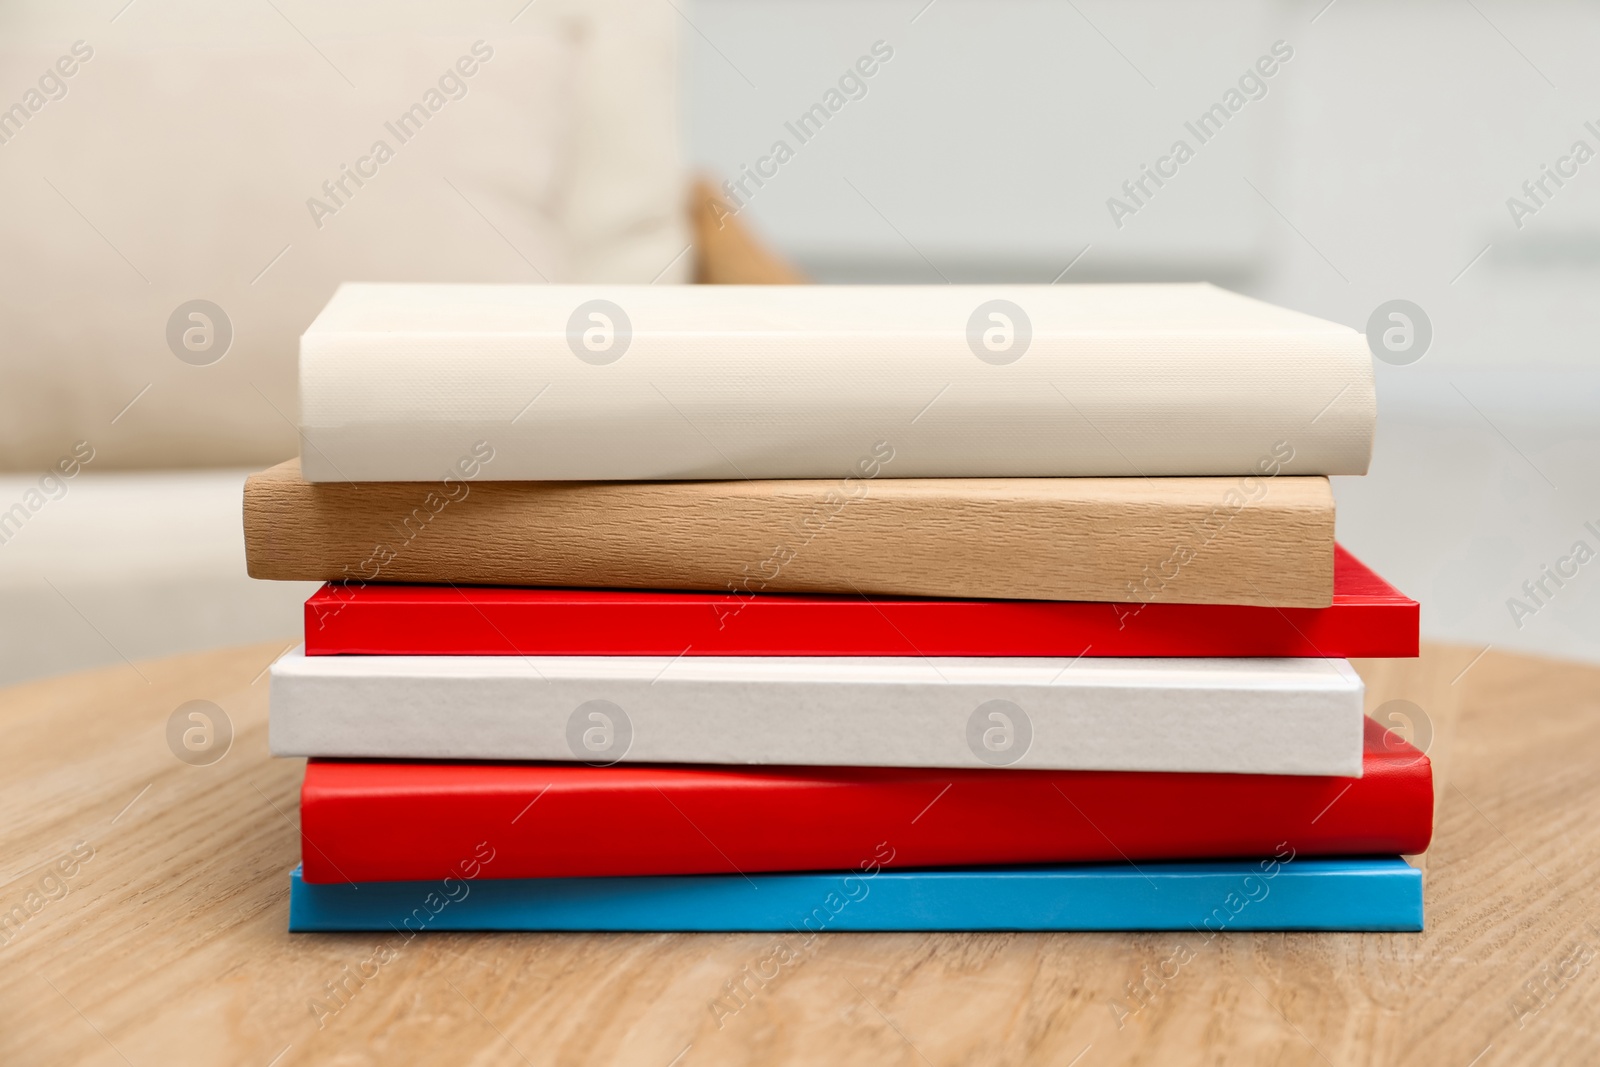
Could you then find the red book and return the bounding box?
[299,718,1433,883]
[303,544,1417,658]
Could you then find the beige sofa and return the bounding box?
[0,2,795,686]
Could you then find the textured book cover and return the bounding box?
[297,282,1374,482]
[245,460,1337,606]
[298,717,1430,883]
[269,648,1365,775]
[302,545,1415,657]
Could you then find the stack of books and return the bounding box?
[246,283,1431,933]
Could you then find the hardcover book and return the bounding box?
[297,282,1374,482]
[269,648,1365,775]
[302,544,1415,657]
[298,717,1430,883]
[245,460,1337,606]
[287,858,1423,933]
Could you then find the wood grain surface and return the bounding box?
[1,641,1598,1065]
[244,460,1336,606]
[689,177,808,285]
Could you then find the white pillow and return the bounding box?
[0,0,688,470]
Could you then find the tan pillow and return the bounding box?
[0,0,688,471]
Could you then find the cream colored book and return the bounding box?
[243,460,1336,606]
[297,282,1374,483]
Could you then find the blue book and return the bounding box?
[288,858,1422,933]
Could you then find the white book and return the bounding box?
[297,283,1374,482]
[269,648,1365,776]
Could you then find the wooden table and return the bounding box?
[1,642,1597,1065]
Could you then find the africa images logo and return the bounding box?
[566,300,632,365]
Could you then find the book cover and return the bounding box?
[303,545,1415,657]
[298,717,1430,883]
[298,282,1374,482]
[245,460,1337,606]
[287,858,1423,932]
[269,647,1365,775]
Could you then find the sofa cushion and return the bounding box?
[0,0,688,471]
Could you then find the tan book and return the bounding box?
[243,459,1334,606]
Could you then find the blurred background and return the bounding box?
[1,0,1596,687]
